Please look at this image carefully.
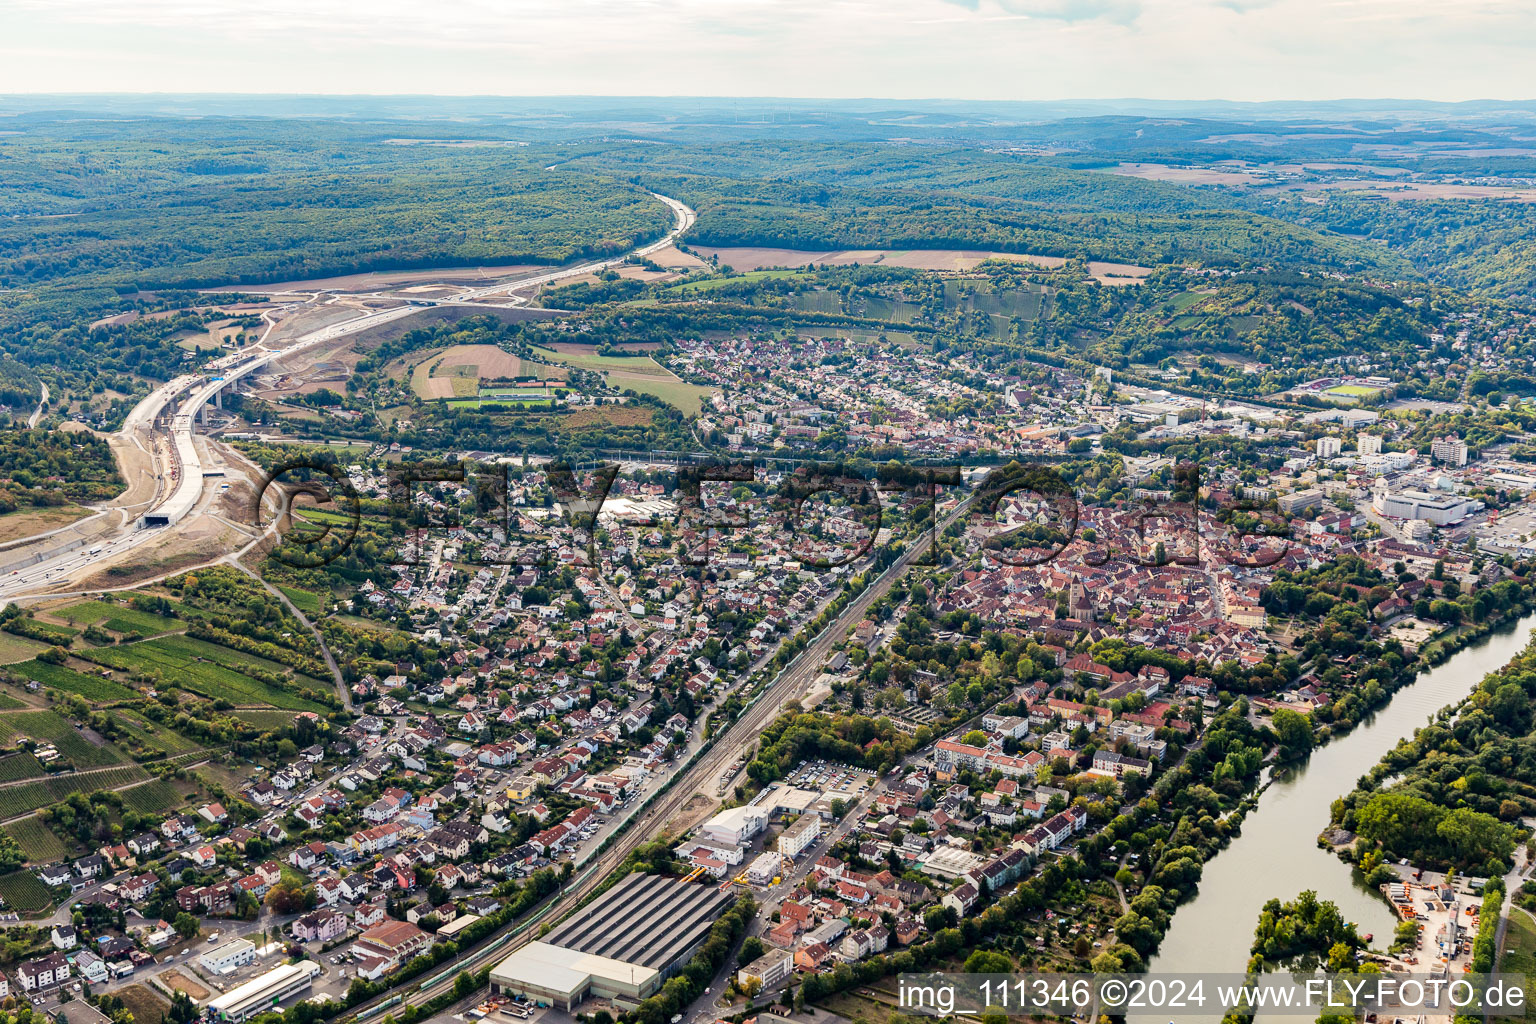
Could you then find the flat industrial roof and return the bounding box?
[209,961,319,1013]
[490,940,659,998]
[543,873,735,970]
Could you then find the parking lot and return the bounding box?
[786,759,875,794]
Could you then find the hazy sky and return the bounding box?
[1,0,1533,100]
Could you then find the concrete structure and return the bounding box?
[745,851,782,886]
[1358,433,1382,456]
[777,813,823,860]
[1431,435,1469,467]
[200,938,256,976]
[698,805,768,846]
[1372,489,1478,526]
[207,961,321,1023]
[1316,436,1341,459]
[1277,489,1324,516]
[737,949,793,990]
[490,874,735,1010]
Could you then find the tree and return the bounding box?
[738,936,766,967]
[168,991,198,1024]
[1271,708,1313,758]
[173,912,199,939]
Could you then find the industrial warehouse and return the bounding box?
[206,961,322,1023]
[489,874,736,1010]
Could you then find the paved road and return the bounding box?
[27,382,48,429]
[0,194,696,608]
[344,499,973,1021]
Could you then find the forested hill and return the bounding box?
[570,144,1410,275]
[0,119,675,319]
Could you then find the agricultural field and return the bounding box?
[0,710,125,767]
[108,709,205,758]
[47,599,181,636]
[561,405,654,429]
[119,778,192,816]
[277,585,324,616]
[410,343,543,399]
[81,635,327,711]
[0,765,149,818]
[530,344,716,415]
[9,658,140,703]
[0,753,45,783]
[231,709,299,730]
[0,690,26,710]
[0,869,54,914]
[2,817,67,863]
[0,633,48,667]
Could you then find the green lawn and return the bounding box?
[1497,907,1536,1022]
[0,633,48,667]
[232,709,300,731]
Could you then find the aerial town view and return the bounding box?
[2,3,1536,1024]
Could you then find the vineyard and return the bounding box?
[0,752,44,783]
[0,711,124,767]
[0,765,148,818]
[8,658,139,703]
[78,636,326,711]
[2,817,66,863]
[119,778,190,816]
[48,600,181,637]
[0,870,53,914]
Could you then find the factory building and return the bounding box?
[490,874,735,1011]
[207,961,321,1023]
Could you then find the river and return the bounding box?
[1132,610,1536,1024]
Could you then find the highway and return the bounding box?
[0,192,695,607]
[341,497,973,1023]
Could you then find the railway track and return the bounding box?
[343,497,972,1021]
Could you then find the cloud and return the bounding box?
[942,0,1141,23]
[0,0,1534,99]
[1212,0,1279,13]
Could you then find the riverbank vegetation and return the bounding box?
[1328,638,1536,876]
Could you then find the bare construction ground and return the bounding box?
[201,263,546,294]
[647,244,710,270]
[693,245,1074,272]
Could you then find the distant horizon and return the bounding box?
[3,0,1533,101]
[5,93,1536,122]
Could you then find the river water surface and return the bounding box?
[1130,610,1536,1023]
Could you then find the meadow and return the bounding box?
[49,599,181,636]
